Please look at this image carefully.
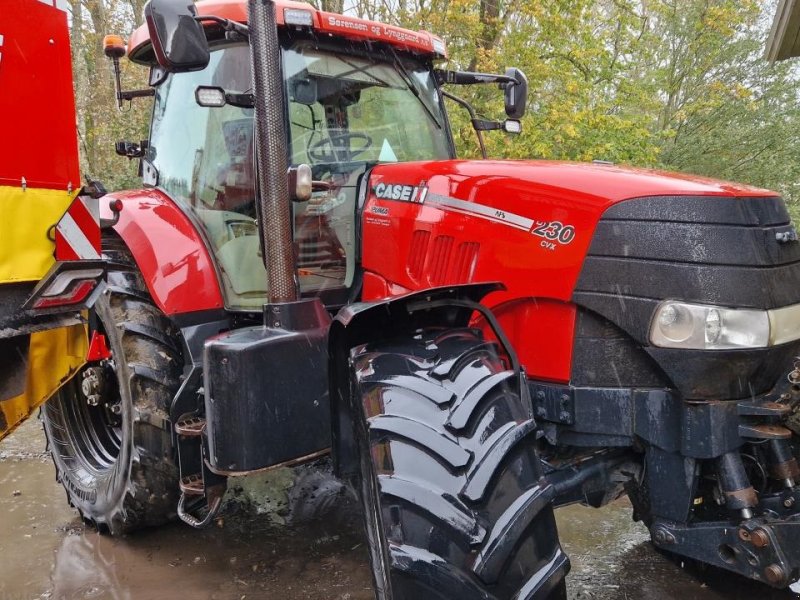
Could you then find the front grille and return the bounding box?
[572,195,800,399]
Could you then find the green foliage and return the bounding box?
[69,0,151,191]
[72,0,800,212]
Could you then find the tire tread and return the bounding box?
[42,234,181,534]
[351,327,567,599]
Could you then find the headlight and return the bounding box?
[650,301,771,350]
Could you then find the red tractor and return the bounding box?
[41,0,800,596]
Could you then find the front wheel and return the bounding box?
[349,328,569,599]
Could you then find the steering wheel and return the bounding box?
[308,131,373,163]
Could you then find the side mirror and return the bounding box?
[144,0,209,73]
[288,164,331,202]
[504,68,528,120]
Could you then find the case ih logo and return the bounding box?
[373,183,426,203]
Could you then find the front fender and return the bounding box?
[101,189,224,316]
[328,282,503,480]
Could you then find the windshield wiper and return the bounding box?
[336,56,395,89]
[388,47,443,130]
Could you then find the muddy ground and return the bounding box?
[1,419,799,600]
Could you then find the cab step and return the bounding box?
[175,416,205,437]
[179,473,205,496]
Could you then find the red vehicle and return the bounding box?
[37,0,800,596]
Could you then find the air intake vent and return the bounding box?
[450,241,480,283]
[408,230,431,280]
[407,231,480,285]
[429,235,455,285]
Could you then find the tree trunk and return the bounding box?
[320,0,344,13]
[468,0,502,71]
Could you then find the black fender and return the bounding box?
[328,282,504,481]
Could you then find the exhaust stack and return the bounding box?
[248,0,298,303]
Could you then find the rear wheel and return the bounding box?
[349,328,568,599]
[41,237,182,534]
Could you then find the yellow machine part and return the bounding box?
[0,185,77,283]
[0,185,87,440]
[0,325,86,440]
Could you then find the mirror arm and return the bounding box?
[441,90,487,159]
[472,119,504,132]
[194,15,250,37]
[434,68,518,87]
[120,88,156,101]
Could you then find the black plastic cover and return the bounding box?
[204,300,331,473]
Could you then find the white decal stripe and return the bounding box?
[79,195,100,224]
[426,193,533,231]
[57,213,100,259]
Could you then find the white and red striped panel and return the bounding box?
[55,196,101,261]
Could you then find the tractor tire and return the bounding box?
[41,235,182,534]
[349,327,569,600]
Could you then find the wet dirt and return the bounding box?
[1,419,799,600]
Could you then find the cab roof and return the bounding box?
[128,0,446,64]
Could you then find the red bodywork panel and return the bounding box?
[127,0,445,64]
[108,158,776,381]
[361,160,775,382]
[101,189,224,316]
[0,1,79,189]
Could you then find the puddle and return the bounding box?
[558,500,800,599]
[2,420,799,599]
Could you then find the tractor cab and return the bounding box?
[123,11,452,310]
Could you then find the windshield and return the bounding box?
[147,41,450,310]
[283,43,451,171]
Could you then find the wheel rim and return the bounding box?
[59,359,123,475]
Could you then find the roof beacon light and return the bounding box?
[284,8,313,27]
[103,34,127,59]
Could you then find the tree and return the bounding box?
[68,0,800,214]
[68,0,150,191]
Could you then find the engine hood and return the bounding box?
[369,159,774,208]
[360,159,779,302]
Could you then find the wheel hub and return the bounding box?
[81,366,106,406]
[80,363,120,419]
